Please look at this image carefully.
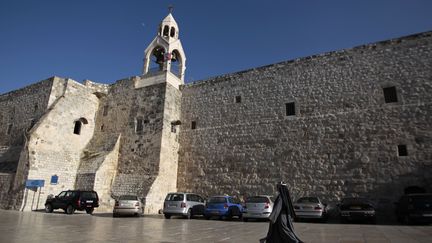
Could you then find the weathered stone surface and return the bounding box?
[177,32,432,211]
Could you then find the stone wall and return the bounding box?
[144,82,182,213]
[0,78,54,147]
[100,77,165,200]
[19,78,100,211]
[93,135,121,211]
[87,74,181,213]
[177,31,432,213]
[0,78,55,209]
[0,173,14,209]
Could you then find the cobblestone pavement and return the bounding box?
[0,210,431,243]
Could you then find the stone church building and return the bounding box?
[1,13,431,214]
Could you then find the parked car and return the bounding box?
[395,193,432,224]
[204,195,243,220]
[163,192,206,219]
[338,197,376,223]
[45,190,99,215]
[113,195,144,217]
[293,196,328,222]
[242,195,273,221]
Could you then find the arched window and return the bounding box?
[73,118,88,135]
[163,26,169,37]
[170,27,175,37]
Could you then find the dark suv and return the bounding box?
[395,193,432,224]
[45,190,99,215]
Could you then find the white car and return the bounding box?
[113,195,144,217]
[293,196,328,222]
[242,195,273,221]
[163,192,206,219]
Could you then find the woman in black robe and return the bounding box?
[260,182,303,243]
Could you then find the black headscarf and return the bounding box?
[260,182,303,243]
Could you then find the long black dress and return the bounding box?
[260,183,303,243]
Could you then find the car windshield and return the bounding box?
[81,191,97,199]
[119,195,138,201]
[165,193,184,201]
[208,197,227,203]
[247,196,269,203]
[297,197,319,203]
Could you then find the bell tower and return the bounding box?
[130,9,184,214]
[142,10,186,82]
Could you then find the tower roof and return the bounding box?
[161,13,178,31]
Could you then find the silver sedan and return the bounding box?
[293,196,328,222]
[242,195,273,221]
[113,195,144,217]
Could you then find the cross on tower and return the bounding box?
[168,5,174,14]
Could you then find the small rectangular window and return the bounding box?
[73,121,82,135]
[235,96,241,103]
[103,105,109,116]
[383,86,398,103]
[136,118,143,132]
[285,102,296,116]
[398,145,408,156]
[7,124,12,135]
[191,121,196,130]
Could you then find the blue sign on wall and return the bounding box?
[25,179,45,188]
[50,175,58,185]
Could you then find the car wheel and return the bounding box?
[225,210,233,220]
[85,208,94,215]
[45,204,53,213]
[205,215,211,220]
[164,214,171,219]
[66,205,75,215]
[113,213,118,218]
[243,217,248,222]
[186,209,192,220]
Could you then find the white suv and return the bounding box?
[163,192,206,219]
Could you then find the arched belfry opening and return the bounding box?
[170,27,176,38]
[163,26,169,37]
[149,46,166,72]
[169,49,183,78]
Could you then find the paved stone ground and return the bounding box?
[0,210,430,243]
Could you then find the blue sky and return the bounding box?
[1,0,432,94]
